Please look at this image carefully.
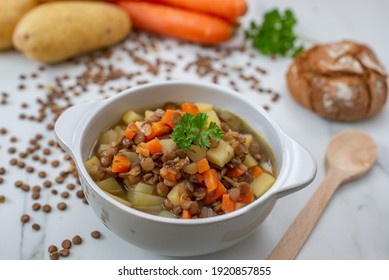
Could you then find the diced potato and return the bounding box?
[250,173,276,198]
[99,129,118,145]
[106,192,132,208]
[127,192,165,207]
[240,134,253,149]
[206,140,234,167]
[183,162,198,174]
[144,110,155,120]
[96,177,124,195]
[122,110,143,125]
[187,145,207,162]
[158,210,178,218]
[123,179,133,190]
[133,182,154,195]
[135,205,163,215]
[84,156,100,173]
[219,110,241,130]
[195,102,213,112]
[114,125,125,136]
[235,202,248,210]
[243,154,258,168]
[167,183,187,206]
[120,151,140,163]
[159,139,176,154]
[260,161,273,175]
[135,121,144,131]
[98,144,111,154]
[206,110,221,127]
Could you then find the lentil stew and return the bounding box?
[85,102,276,219]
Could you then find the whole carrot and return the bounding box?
[147,0,247,23]
[117,1,233,44]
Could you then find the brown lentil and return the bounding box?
[31,192,40,200]
[60,191,69,199]
[76,190,85,199]
[51,189,58,195]
[32,223,41,231]
[32,185,41,192]
[55,176,65,184]
[0,167,5,175]
[32,203,41,211]
[49,251,59,260]
[91,230,101,239]
[9,158,18,165]
[66,183,75,190]
[42,204,52,213]
[39,158,47,164]
[26,166,35,173]
[21,214,30,223]
[8,147,16,154]
[57,202,67,211]
[21,184,30,192]
[51,160,60,167]
[72,235,82,245]
[43,180,52,188]
[48,245,58,254]
[59,249,70,257]
[0,195,5,203]
[61,239,72,249]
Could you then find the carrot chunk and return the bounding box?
[161,109,180,129]
[124,123,139,140]
[203,168,219,191]
[181,102,199,115]
[145,138,163,155]
[196,158,210,173]
[203,180,227,205]
[237,189,254,204]
[181,209,192,219]
[251,166,264,178]
[222,193,235,213]
[111,155,131,173]
[226,167,245,178]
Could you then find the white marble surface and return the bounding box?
[0,0,388,260]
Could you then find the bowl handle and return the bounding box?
[275,138,317,198]
[54,101,98,154]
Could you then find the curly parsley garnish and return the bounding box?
[171,113,224,150]
[245,8,304,57]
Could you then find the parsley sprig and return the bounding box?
[171,113,224,150]
[245,8,303,57]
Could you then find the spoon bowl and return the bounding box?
[269,129,377,259]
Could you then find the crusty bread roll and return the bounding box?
[286,40,387,121]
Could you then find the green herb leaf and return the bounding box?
[171,113,224,150]
[245,8,303,57]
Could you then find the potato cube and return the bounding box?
[122,110,143,125]
[195,102,213,112]
[206,140,234,167]
[243,154,258,168]
[96,177,124,195]
[187,145,208,162]
[99,129,118,145]
[133,182,154,195]
[127,192,165,207]
[159,139,176,154]
[84,156,101,173]
[167,183,187,206]
[251,173,276,198]
[206,110,221,127]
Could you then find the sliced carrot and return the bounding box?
[226,167,245,178]
[160,109,179,129]
[161,171,178,182]
[117,1,233,44]
[237,188,254,204]
[222,193,235,213]
[145,138,163,154]
[145,121,171,141]
[181,102,199,115]
[203,168,220,191]
[251,166,264,178]
[196,158,210,173]
[181,209,192,219]
[147,0,247,23]
[203,180,227,205]
[111,155,131,173]
[124,123,139,140]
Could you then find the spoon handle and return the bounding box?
[268,169,344,260]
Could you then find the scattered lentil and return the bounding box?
[42,204,52,213]
[48,245,58,253]
[32,203,41,211]
[57,202,67,211]
[0,195,5,203]
[32,223,41,231]
[49,251,59,260]
[59,249,70,257]
[91,230,101,239]
[61,239,72,249]
[21,214,30,223]
[72,235,82,245]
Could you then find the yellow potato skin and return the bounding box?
[13,2,131,63]
[0,0,38,51]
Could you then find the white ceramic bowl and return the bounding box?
[54,81,316,256]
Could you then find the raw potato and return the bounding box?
[0,0,38,50]
[13,2,131,63]
[287,40,388,121]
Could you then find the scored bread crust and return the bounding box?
[286,40,388,121]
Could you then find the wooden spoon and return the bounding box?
[268,130,377,260]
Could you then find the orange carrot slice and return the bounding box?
[111,155,131,173]
[181,102,199,115]
[196,158,210,173]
